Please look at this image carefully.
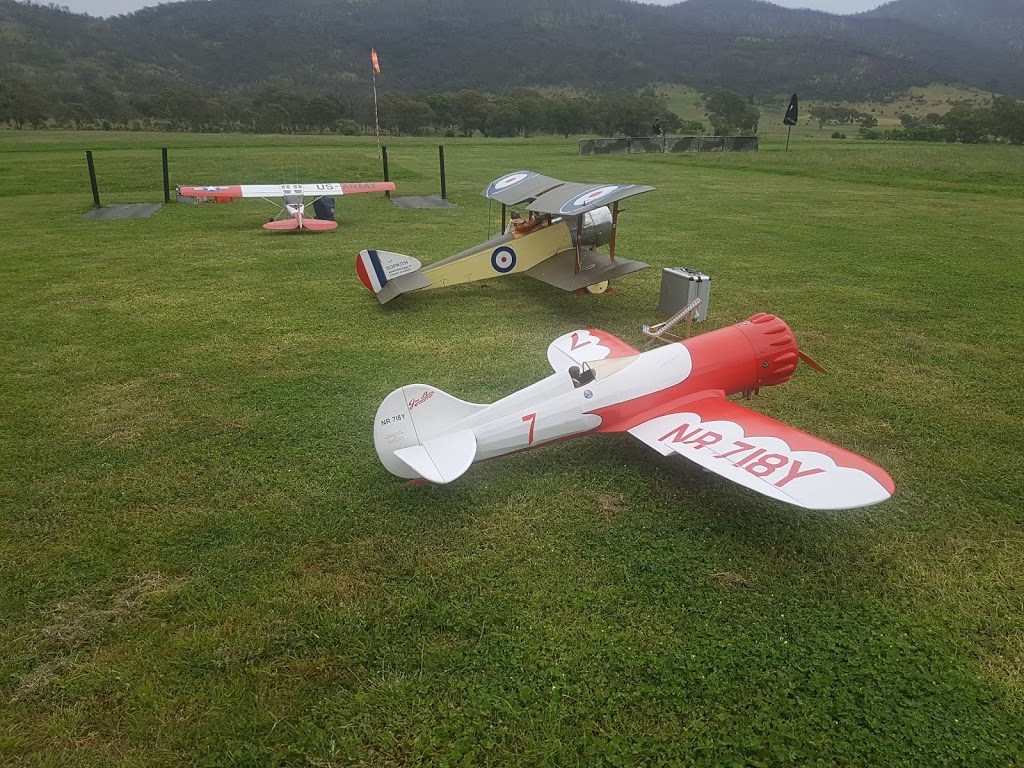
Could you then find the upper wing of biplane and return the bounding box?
[626,394,895,510]
[528,182,655,217]
[178,182,394,198]
[482,171,565,206]
[481,171,655,216]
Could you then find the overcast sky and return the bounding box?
[55,0,891,18]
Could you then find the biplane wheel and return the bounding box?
[584,281,610,295]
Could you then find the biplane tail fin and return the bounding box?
[357,250,430,303]
[373,384,486,482]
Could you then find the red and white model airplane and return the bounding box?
[374,313,895,510]
[177,181,395,232]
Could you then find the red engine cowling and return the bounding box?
[681,313,801,397]
[734,313,801,388]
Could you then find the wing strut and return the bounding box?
[574,215,584,274]
[610,201,619,261]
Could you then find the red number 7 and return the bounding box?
[522,412,537,444]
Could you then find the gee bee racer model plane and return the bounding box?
[357,170,653,303]
[177,181,395,232]
[374,313,895,510]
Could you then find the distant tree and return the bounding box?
[3,81,49,129]
[507,88,547,137]
[704,89,759,135]
[255,103,289,134]
[306,96,341,134]
[425,92,456,134]
[452,90,487,137]
[396,98,434,136]
[860,114,878,128]
[153,88,208,131]
[990,96,1024,144]
[591,92,661,136]
[484,100,522,138]
[941,106,984,143]
[809,104,835,130]
[548,96,588,138]
[337,119,360,136]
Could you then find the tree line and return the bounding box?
[0,81,715,138]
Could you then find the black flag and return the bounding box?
[784,94,799,126]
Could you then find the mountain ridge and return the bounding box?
[1,0,1022,101]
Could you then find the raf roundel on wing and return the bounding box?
[558,185,624,215]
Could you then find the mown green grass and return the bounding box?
[1,131,1022,766]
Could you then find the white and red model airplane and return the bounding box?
[374,313,895,510]
[177,181,395,232]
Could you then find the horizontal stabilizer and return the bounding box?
[263,218,300,231]
[526,249,648,292]
[376,271,433,304]
[299,218,338,232]
[395,430,477,484]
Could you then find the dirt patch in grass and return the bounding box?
[77,373,183,445]
[709,571,752,589]
[595,493,630,523]
[13,572,188,700]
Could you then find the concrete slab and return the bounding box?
[391,195,456,209]
[83,204,163,220]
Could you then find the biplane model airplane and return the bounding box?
[357,170,653,303]
[373,313,895,510]
[177,181,395,232]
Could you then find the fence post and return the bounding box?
[85,151,101,208]
[162,148,170,203]
[438,145,447,200]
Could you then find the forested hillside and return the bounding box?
[1,0,1022,129]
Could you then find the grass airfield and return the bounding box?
[1,131,1023,765]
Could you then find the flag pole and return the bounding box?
[371,48,382,159]
[785,124,792,152]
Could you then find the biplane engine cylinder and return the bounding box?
[571,206,613,248]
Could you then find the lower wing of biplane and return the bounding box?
[177,181,395,232]
[356,170,653,303]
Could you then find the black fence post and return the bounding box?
[382,145,390,199]
[162,147,170,203]
[85,151,101,208]
[438,145,447,200]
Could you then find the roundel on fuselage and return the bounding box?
[491,246,517,273]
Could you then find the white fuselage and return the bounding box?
[374,343,695,480]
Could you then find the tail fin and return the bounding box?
[373,384,487,482]
[357,250,425,302]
